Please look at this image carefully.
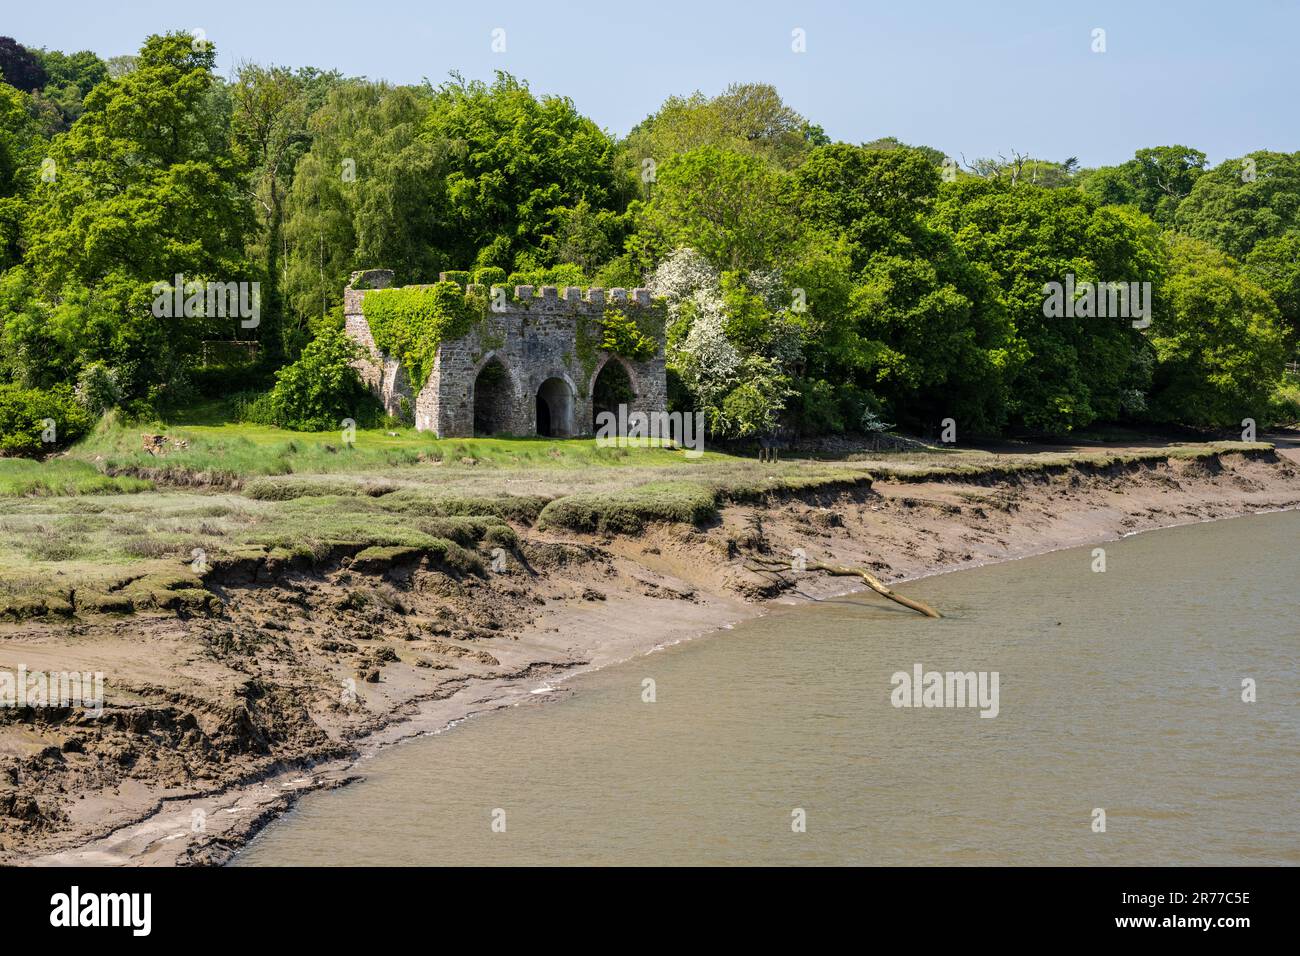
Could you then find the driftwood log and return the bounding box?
[746,556,941,619]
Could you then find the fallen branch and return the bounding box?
[746,556,941,619]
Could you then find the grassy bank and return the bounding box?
[0,408,1284,621]
[64,413,715,485]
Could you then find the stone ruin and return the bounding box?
[343,269,668,438]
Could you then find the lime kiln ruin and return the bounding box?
[343,269,668,439]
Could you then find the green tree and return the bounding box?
[795,143,942,269]
[232,63,340,364]
[1079,146,1206,225]
[281,80,437,338]
[20,32,252,399]
[422,72,624,270]
[638,146,796,272]
[624,83,818,175]
[0,81,41,270]
[31,47,108,126]
[1175,151,1300,258]
[1243,233,1300,356]
[1148,237,1288,426]
[862,136,947,167]
[26,32,251,288]
[931,180,1163,434]
[795,143,1014,432]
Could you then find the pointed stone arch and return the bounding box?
[589,354,640,431]
[535,372,578,437]
[472,352,518,436]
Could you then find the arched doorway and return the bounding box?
[536,377,575,437]
[591,358,637,431]
[473,358,513,436]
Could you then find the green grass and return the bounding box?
[537,480,721,534]
[867,441,1274,482]
[70,412,714,484]
[0,459,153,497]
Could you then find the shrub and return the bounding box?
[74,362,123,416]
[473,266,508,288]
[267,327,371,431]
[231,389,279,425]
[0,383,94,457]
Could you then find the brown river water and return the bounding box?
[234,510,1299,866]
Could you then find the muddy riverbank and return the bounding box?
[4,445,1299,865]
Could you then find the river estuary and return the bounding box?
[235,511,1299,866]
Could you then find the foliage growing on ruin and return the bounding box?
[362,281,488,390]
[598,308,657,361]
[573,301,665,381]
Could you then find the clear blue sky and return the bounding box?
[7,0,1296,167]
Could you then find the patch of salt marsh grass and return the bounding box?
[0,459,152,497]
[537,480,719,534]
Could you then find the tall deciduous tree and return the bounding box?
[931,180,1162,434]
[421,71,624,271]
[639,146,796,272]
[281,80,438,340]
[796,144,1015,432]
[624,83,820,174]
[20,32,252,397]
[1242,233,1300,358]
[1149,236,1288,426]
[1175,151,1300,258]
[1079,146,1206,225]
[232,63,340,364]
[26,32,250,287]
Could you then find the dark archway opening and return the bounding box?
[473,359,513,436]
[536,377,574,437]
[592,359,636,431]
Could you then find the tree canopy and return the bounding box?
[0,29,1295,442]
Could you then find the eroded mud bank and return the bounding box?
[3,448,1298,865]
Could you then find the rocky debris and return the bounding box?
[423,640,499,666]
[141,434,190,456]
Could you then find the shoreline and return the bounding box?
[6,445,1300,866]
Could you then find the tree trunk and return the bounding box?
[747,557,941,619]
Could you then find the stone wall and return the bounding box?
[343,271,667,438]
[343,270,415,422]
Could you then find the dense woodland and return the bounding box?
[0,32,1297,454]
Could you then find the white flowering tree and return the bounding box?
[648,246,800,437]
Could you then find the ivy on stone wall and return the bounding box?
[599,308,657,361]
[575,302,665,380]
[362,281,488,390]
